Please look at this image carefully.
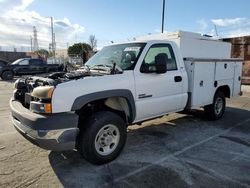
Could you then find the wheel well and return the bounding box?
[216,85,230,98]
[76,97,133,128]
[1,69,13,74]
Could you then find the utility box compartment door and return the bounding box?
[215,62,234,80]
[190,62,215,107]
[233,61,243,96]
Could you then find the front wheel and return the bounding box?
[204,91,225,120]
[78,111,127,165]
[1,70,14,80]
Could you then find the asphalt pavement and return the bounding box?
[0,80,250,188]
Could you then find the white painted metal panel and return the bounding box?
[191,62,215,107]
[185,59,242,109]
[215,62,234,80]
[178,37,231,59]
[136,31,231,59]
[134,69,184,121]
[52,71,136,113]
[233,61,243,96]
[183,60,194,93]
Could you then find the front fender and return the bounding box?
[71,89,136,123]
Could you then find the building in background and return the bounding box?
[55,49,68,58]
[223,36,250,84]
[0,51,31,63]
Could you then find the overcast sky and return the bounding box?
[0,0,250,51]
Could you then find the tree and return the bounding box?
[35,49,49,61]
[67,43,92,57]
[88,35,97,51]
[67,43,92,64]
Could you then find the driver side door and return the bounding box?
[15,59,30,74]
[134,43,184,122]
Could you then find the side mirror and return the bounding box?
[155,53,167,74]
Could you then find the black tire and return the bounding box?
[78,111,127,165]
[1,70,14,80]
[204,91,225,120]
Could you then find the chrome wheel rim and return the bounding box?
[94,124,120,156]
[214,97,223,115]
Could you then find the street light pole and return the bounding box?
[161,0,166,33]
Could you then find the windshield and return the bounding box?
[86,43,146,70]
[12,59,23,65]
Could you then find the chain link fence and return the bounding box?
[47,55,86,71]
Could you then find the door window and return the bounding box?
[30,59,43,65]
[141,44,177,72]
[19,59,29,65]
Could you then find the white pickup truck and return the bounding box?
[10,31,243,164]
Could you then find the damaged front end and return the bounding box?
[10,71,81,151]
[13,71,90,111]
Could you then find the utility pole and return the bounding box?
[53,33,56,51]
[51,17,56,63]
[51,17,54,52]
[161,0,166,33]
[33,26,39,51]
[30,36,33,52]
[214,24,218,36]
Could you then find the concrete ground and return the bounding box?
[0,80,250,188]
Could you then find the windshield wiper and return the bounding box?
[83,64,91,73]
[90,64,112,71]
[111,60,123,74]
[90,63,123,74]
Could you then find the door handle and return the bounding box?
[174,76,182,82]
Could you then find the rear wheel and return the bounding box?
[78,111,127,165]
[204,91,225,120]
[1,70,14,80]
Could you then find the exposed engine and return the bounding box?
[13,63,123,110]
[13,71,93,108]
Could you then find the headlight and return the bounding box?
[30,102,52,113]
[30,86,55,113]
[32,86,55,99]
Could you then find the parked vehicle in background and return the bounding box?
[0,59,10,66]
[10,31,243,165]
[0,58,64,80]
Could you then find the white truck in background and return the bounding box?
[10,31,243,164]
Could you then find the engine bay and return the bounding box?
[13,70,98,108]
